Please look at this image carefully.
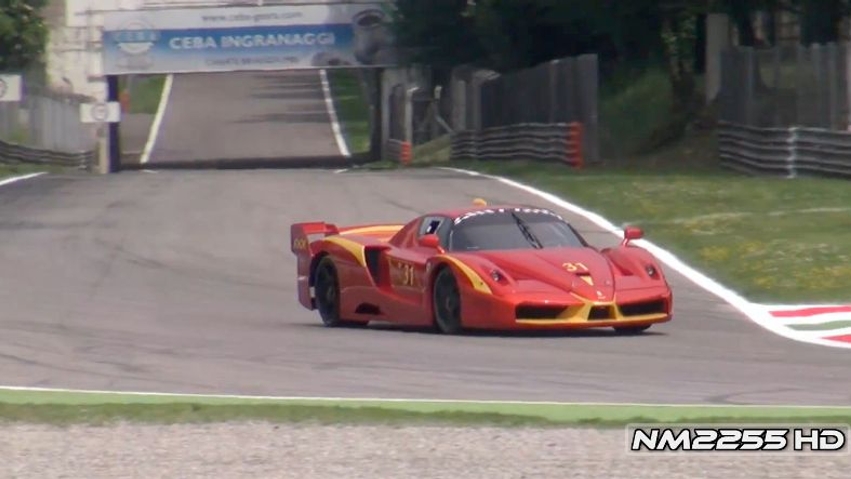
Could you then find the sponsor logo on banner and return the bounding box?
[101,3,399,74]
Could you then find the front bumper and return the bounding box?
[460,289,673,330]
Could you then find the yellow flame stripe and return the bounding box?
[324,236,366,266]
[341,225,404,235]
[435,255,492,295]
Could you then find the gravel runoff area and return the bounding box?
[2,423,849,478]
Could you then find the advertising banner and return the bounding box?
[101,3,399,75]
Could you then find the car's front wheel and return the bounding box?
[432,267,464,334]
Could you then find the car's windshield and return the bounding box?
[448,208,586,251]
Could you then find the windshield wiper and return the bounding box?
[510,212,543,249]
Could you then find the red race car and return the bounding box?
[290,200,672,334]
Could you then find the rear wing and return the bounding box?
[290,221,339,255]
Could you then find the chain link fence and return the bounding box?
[717,42,851,178]
[720,43,849,129]
[0,70,97,169]
[382,54,599,165]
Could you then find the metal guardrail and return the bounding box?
[718,121,851,178]
[0,139,95,170]
[383,138,412,164]
[450,122,584,167]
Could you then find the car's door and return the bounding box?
[385,215,451,306]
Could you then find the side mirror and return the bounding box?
[419,234,444,252]
[621,226,644,246]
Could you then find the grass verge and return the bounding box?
[1,389,850,427]
[326,69,371,154]
[364,127,851,303]
[332,64,850,303]
[448,149,851,304]
[121,75,166,115]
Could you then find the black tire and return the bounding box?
[432,267,463,334]
[613,325,651,335]
[314,256,365,328]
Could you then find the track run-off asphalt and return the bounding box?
[0,70,848,408]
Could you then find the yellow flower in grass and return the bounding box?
[698,246,731,262]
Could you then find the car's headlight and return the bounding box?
[490,269,509,283]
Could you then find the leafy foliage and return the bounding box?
[0,0,48,72]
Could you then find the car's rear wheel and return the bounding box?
[613,325,651,335]
[314,256,365,328]
[432,267,463,334]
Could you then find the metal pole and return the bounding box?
[370,68,383,161]
[107,75,121,172]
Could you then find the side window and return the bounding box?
[418,216,444,236]
[418,216,451,247]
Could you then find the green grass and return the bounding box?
[122,75,166,114]
[326,69,371,154]
[380,122,851,303]
[331,64,851,303]
[1,389,850,427]
[448,145,851,303]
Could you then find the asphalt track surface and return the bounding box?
[1,168,849,406]
[143,71,349,168]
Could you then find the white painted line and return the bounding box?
[318,68,351,158]
[334,168,348,173]
[437,167,850,350]
[2,385,849,409]
[141,169,160,174]
[0,172,46,187]
[139,74,174,164]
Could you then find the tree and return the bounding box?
[797,0,847,44]
[0,0,48,73]
[659,2,701,113]
[390,0,485,70]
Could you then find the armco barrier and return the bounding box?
[450,122,584,167]
[718,120,851,178]
[384,138,413,164]
[0,139,95,170]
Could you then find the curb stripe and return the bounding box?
[770,305,851,318]
[824,334,851,344]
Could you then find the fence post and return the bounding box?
[107,75,121,172]
[827,42,839,129]
[548,59,559,123]
[576,54,599,164]
[404,86,417,143]
[450,73,467,131]
[813,43,826,128]
[786,126,798,179]
[845,43,851,130]
[744,47,756,126]
[402,86,417,164]
[772,45,781,127]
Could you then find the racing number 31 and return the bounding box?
[396,262,415,287]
